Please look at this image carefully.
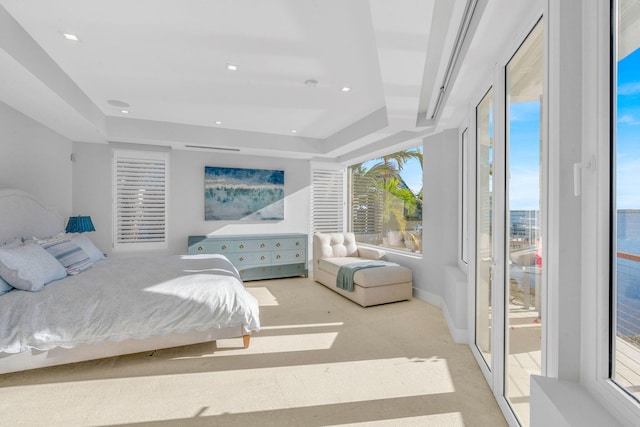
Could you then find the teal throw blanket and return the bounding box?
[336,260,397,292]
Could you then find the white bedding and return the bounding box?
[0,254,260,353]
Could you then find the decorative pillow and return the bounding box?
[0,239,23,295]
[0,276,13,296]
[37,236,94,275]
[0,243,67,291]
[69,234,106,263]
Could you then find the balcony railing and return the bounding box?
[615,251,640,400]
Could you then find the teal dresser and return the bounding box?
[188,233,308,281]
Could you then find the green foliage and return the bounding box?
[352,147,422,233]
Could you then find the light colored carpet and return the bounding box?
[0,276,506,426]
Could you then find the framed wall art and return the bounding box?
[204,166,284,220]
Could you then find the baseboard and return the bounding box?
[412,287,468,344]
[442,304,469,344]
[413,287,442,307]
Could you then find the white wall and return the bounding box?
[415,128,467,339]
[71,142,311,257]
[0,101,72,218]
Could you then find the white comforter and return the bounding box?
[0,254,260,353]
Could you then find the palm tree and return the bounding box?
[351,147,423,245]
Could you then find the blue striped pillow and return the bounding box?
[38,236,93,275]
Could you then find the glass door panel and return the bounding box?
[476,89,494,369]
[505,20,544,425]
[612,0,640,403]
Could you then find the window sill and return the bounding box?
[358,243,423,259]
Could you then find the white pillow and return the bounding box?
[38,235,93,275]
[0,243,67,291]
[69,234,106,263]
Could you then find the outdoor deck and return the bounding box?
[615,336,640,400]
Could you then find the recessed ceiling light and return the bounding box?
[226,64,238,71]
[63,33,79,41]
[291,130,297,133]
[121,110,129,114]
[215,121,222,125]
[341,86,351,92]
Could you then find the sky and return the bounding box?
[617,45,640,209]
[509,100,541,211]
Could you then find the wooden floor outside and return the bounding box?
[615,336,640,400]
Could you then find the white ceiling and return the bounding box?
[0,0,536,162]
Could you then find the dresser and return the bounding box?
[188,233,308,281]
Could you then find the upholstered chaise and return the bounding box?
[313,232,413,306]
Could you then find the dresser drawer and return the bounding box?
[191,239,234,254]
[272,249,304,264]
[272,263,306,277]
[239,266,272,280]
[235,239,271,252]
[272,237,304,250]
[230,252,271,266]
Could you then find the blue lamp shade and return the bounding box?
[65,216,95,233]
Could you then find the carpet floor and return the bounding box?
[0,276,506,426]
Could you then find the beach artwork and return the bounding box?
[204,166,284,220]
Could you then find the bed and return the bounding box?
[0,189,260,374]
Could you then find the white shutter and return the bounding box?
[350,172,383,242]
[113,149,169,251]
[311,167,345,234]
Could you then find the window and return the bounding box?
[112,149,169,251]
[311,166,345,233]
[612,0,640,403]
[461,128,469,265]
[348,146,423,254]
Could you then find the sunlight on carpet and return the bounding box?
[42,357,454,423]
[169,332,339,357]
[246,286,278,306]
[334,412,465,426]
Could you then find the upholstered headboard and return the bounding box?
[0,189,64,243]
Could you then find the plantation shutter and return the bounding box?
[113,149,169,251]
[350,172,383,241]
[311,167,345,233]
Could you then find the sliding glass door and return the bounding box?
[504,20,544,425]
[612,0,640,404]
[476,89,494,370]
[472,17,544,427]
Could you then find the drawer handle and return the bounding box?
[296,253,300,258]
[261,256,266,260]
[296,241,300,246]
[239,257,244,261]
[260,243,266,248]
[276,255,281,259]
[276,242,281,247]
[221,245,227,250]
[239,244,244,249]
[198,246,203,251]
